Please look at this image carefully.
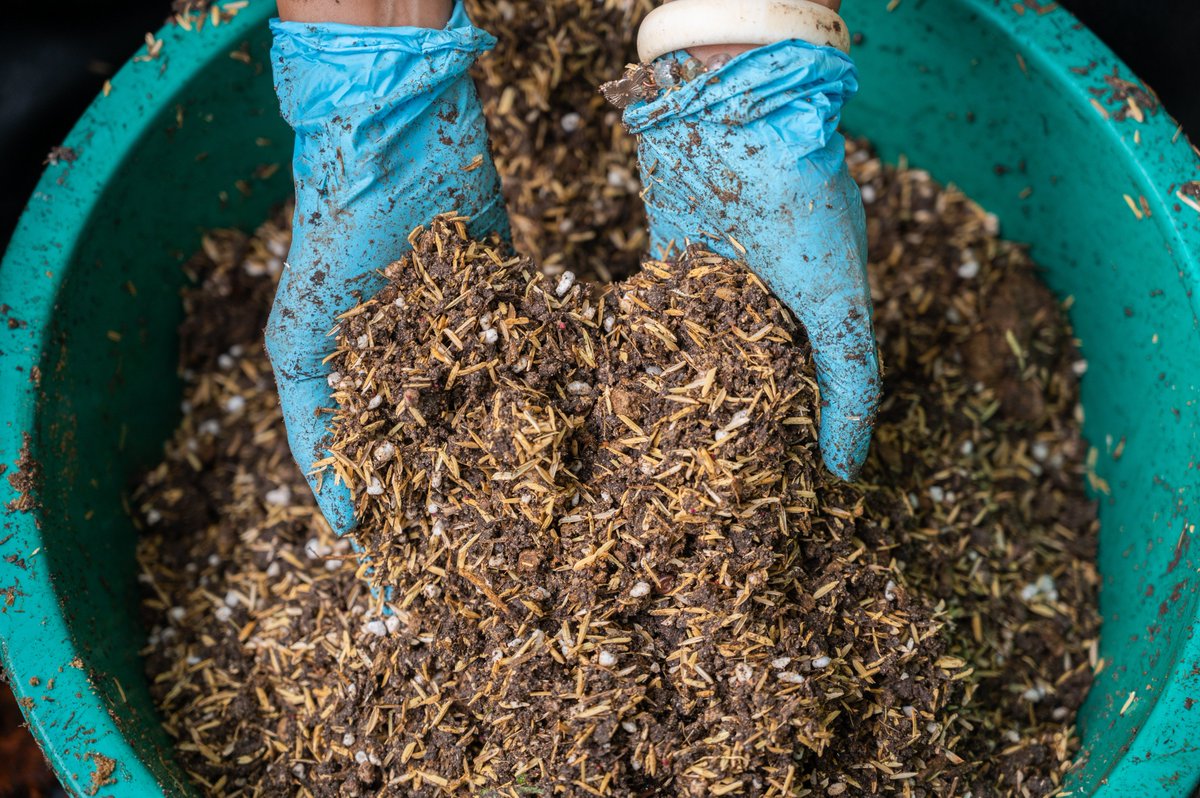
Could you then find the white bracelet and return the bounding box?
[637,0,851,64]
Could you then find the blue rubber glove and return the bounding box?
[268,3,508,535]
[624,42,880,480]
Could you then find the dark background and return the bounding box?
[1,1,1199,250]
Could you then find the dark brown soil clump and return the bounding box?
[137,142,1099,797]
[5,433,41,514]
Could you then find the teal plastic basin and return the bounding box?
[2,1,1199,794]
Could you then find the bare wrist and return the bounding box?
[278,0,453,28]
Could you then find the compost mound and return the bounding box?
[138,142,1099,798]
[464,0,651,281]
[328,217,898,791]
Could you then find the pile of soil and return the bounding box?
[137,140,1099,797]
[464,0,651,281]
[327,217,900,793]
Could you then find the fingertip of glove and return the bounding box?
[820,439,868,481]
[311,480,358,538]
[817,406,876,482]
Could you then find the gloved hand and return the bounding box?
[268,2,508,535]
[623,41,880,480]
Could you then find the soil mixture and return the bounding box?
[464,0,652,282]
[137,138,1099,797]
[136,3,1098,796]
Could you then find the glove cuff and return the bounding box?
[637,0,851,63]
[269,2,495,131]
[623,40,856,142]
